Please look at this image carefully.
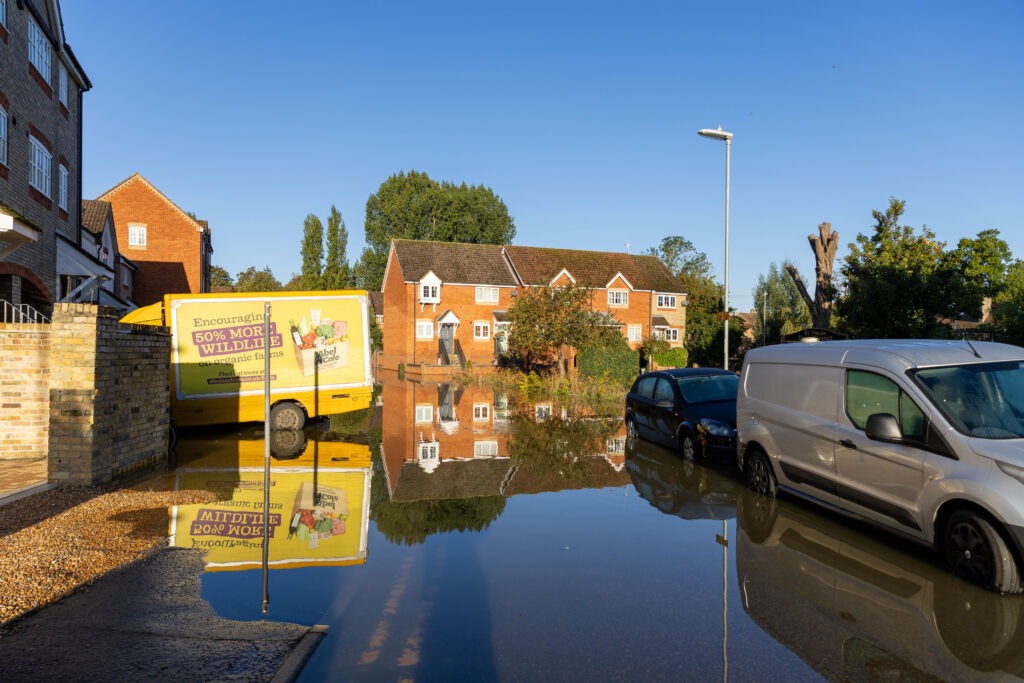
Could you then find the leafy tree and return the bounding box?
[645,236,737,368]
[355,170,516,290]
[323,205,352,290]
[507,283,615,376]
[371,496,507,546]
[753,262,811,345]
[299,213,324,290]
[836,198,949,338]
[939,229,1012,322]
[995,260,1024,345]
[234,266,282,292]
[507,413,622,483]
[210,265,233,288]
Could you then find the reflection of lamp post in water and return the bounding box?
[716,519,728,681]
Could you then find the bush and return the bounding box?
[653,346,689,369]
[578,336,638,384]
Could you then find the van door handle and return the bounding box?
[839,439,857,450]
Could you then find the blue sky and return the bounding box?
[61,1,1023,312]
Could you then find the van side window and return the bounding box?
[846,370,925,440]
[654,378,675,402]
[636,376,658,399]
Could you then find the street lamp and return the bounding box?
[698,126,733,370]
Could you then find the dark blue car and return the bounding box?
[624,368,738,459]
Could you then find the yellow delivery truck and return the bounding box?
[121,290,373,429]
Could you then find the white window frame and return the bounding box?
[128,224,147,247]
[415,404,433,423]
[607,289,628,307]
[657,294,677,309]
[415,320,433,339]
[535,403,552,421]
[58,62,68,107]
[28,136,51,197]
[27,16,51,84]
[419,283,439,303]
[58,164,68,211]
[474,440,499,457]
[655,327,679,342]
[607,436,626,454]
[473,403,490,421]
[627,324,642,342]
[475,286,499,304]
[0,107,7,167]
[473,321,490,340]
[418,441,439,462]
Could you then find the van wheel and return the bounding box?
[679,430,699,461]
[270,402,306,430]
[945,511,1022,594]
[745,449,777,498]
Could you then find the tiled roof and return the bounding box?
[504,246,683,293]
[392,239,518,286]
[81,200,111,236]
[368,291,383,314]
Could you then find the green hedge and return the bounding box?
[578,336,638,384]
[653,346,689,369]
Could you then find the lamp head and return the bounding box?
[698,127,733,141]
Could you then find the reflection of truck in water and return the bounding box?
[735,494,1024,681]
[121,290,373,429]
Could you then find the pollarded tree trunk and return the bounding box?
[785,221,839,329]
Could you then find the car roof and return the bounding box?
[743,339,1024,372]
[649,367,736,378]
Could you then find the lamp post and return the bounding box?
[698,126,733,370]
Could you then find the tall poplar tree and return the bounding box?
[300,213,324,290]
[323,205,351,289]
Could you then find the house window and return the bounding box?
[535,403,552,421]
[608,289,628,307]
[28,136,51,197]
[418,441,439,462]
[420,283,439,303]
[657,294,677,308]
[474,321,490,340]
[58,165,68,211]
[375,314,383,325]
[58,62,68,107]
[627,324,642,342]
[415,404,433,423]
[415,320,433,339]
[128,224,147,247]
[655,327,679,342]
[607,436,626,454]
[473,403,490,421]
[27,16,51,84]
[474,440,499,457]
[0,107,7,167]
[475,286,499,303]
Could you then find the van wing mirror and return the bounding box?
[865,413,902,443]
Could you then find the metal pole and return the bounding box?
[723,137,731,370]
[762,290,767,347]
[262,302,271,614]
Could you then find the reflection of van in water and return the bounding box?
[737,339,1024,593]
[736,494,1024,680]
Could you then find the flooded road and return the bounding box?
[169,379,1024,682]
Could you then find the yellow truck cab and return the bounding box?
[121,290,374,429]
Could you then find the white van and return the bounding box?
[737,339,1024,593]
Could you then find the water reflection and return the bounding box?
[170,424,372,571]
[736,493,1024,680]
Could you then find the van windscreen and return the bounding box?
[912,361,1024,439]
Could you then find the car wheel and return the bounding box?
[945,510,1022,594]
[745,449,777,498]
[626,416,638,443]
[270,401,306,430]
[679,430,699,461]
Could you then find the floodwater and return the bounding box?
[169,379,1024,682]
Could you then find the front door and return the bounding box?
[440,323,454,355]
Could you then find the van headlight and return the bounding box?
[700,418,735,438]
[996,461,1024,485]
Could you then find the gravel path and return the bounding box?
[0,478,216,626]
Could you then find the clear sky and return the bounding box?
[60,1,1023,312]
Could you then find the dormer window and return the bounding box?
[420,283,439,302]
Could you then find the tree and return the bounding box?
[939,229,1012,323]
[234,266,282,292]
[355,170,516,290]
[210,265,233,289]
[299,213,324,290]
[507,283,614,375]
[645,236,737,367]
[836,198,948,338]
[994,260,1024,345]
[785,221,839,329]
[323,205,352,289]
[753,262,812,345]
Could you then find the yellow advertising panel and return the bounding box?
[170,466,370,571]
[168,292,370,400]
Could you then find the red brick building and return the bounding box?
[96,173,212,306]
[380,239,687,374]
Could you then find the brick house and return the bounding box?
[96,173,212,306]
[74,199,135,309]
[380,239,686,374]
[0,0,92,320]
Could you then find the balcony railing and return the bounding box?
[0,300,50,323]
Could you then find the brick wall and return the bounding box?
[0,304,172,485]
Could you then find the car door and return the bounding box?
[650,376,683,448]
[833,368,933,536]
[630,374,659,440]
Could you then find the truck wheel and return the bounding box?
[270,402,306,430]
[945,510,1022,594]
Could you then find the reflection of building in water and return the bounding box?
[735,495,1024,681]
[380,371,629,501]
